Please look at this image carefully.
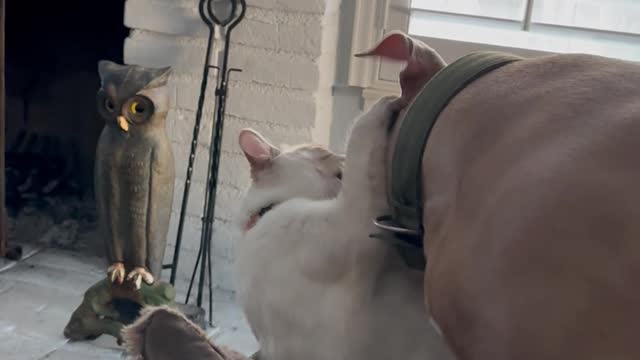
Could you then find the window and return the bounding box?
[346,0,639,108]
[409,0,640,61]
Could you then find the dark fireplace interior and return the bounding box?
[5,0,128,250]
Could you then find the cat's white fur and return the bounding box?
[234,96,454,360]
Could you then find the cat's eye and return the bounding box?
[335,171,343,180]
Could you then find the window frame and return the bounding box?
[347,0,408,99]
[347,0,640,109]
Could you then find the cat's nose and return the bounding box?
[117,116,130,132]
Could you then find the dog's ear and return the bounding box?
[122,306,238,360]
[355,31,447,104]
[355,31,414,61]
[238,129,280,178]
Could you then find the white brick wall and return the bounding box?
[123,0,334,293]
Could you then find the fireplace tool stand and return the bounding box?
[164,0,246,326]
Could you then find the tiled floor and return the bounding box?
[0,248,259,359]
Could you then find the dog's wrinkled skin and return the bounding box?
[359,31,640,359]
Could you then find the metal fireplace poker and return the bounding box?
[163,0,246,325]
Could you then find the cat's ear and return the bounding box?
[238,129,279,175]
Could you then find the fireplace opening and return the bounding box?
[5,0,128,250]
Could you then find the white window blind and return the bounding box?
[409,0,640,61]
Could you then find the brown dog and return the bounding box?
[359,32,640,360]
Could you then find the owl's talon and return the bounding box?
[126,267,155,290]
[107,262,126,284]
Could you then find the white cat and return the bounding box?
[234,96,454,360]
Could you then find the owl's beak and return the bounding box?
[117,116,129,132]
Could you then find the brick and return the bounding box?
[167,246,236,292]
[174,77,250,136]
[172,173,242,221]
[168,191,239,250]
[163,230,239,289]
[245,5,323,25]
[211,255,235,292]
[164,247,198,291]
[165,210,181,250]
[166,211,204,253]
[166,76,179,109]
[277,21,323,58]
[217,152,251,188]
[232,18,279,50]
[125,0,334,293]
[164,203,241,292]
[124,33,208,74]
[125,0,207,37]
[222,115,312,151]
[166,220,238,265]
[170,108,196,144]
[124,1,324,54]
[251,0,326,14]
[212,184,244,221]
[172,124,264,186]
[228,45,319,90]
[164,108,178,141]
[197,117,303,159]
[164,211,211,257]
[173,140,217,183]
[213,117,315,188]
[221,156,250,189]
[171,131,253,188]
[231,18,322,57]
[210,223,239,262]
[174,74,218,113]
[225,82,316,127]
[169,108,216,150]
[182,179,206,218]
[149,0,198,7]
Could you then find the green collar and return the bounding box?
[374,51,523,270]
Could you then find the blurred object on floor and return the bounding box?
[7,194,100,258]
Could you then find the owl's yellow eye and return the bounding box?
[130,101,145,114]
[126,95,154,124]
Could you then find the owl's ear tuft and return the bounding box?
[146,67,172,88]
[98,60,120,78]
[238,129,279,178]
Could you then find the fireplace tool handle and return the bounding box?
[167,0,217,286]
[184,0,247,326]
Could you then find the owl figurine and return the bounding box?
[95,60,175,290]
